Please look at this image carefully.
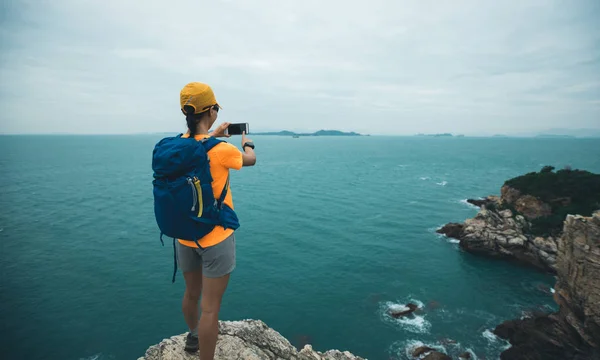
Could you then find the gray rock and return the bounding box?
[533,237,558,254]
[139,320,364,360]
[496,235,508,246]
[502,229,518,236]
[506,217,517,227]
[519,235,528,242]
[509,237,526,246]
[300,346,362,360]
[500,209,513,218]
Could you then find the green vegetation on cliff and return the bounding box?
[504,167,600,236]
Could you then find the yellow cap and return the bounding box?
[179,82,222,115]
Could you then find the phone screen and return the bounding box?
[226,123,249,135]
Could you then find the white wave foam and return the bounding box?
[447,238,460,244]
[393,312,431,334]
[388,304,410,313]
[408,298,425,308]
[551,288,556,294]
[482,329,499,342]
[0,228,3,232]
[462,349,478,360]
[401,340,447,359]
[459,199,480,210]
[403,340,426,358]
[381,300,430,334]
[436,181,448,186]
[429,225,445,233]
[420,176,430,180]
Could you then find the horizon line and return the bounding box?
[1,132,599,138]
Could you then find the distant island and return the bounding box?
[252,130,363,137]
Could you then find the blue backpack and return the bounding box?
[152,134,240,282]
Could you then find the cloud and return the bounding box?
[0,0,599,135]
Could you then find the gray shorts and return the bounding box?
[176,234,236,278]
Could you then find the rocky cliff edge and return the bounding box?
[494,212,600,360]
[139,319,364,360]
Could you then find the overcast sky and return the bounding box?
[1,0,599,135]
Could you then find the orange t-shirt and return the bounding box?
[177,134,243,248]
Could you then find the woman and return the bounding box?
[177,82,256,359]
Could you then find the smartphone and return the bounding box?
[225,123,249,136]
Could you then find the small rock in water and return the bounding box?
[412,346,435,357]
[389,303,419,318]
[459,352,472,359]
[423,351,451,360]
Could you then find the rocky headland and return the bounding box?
[438,167,600,273]
[439,167,600,359]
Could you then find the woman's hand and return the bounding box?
[241,131,253,146]
[209,122,231,138]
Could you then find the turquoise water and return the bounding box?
[2,135,599,360]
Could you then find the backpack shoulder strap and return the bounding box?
[201,137,224,152]
[218,174,230,208]
[197,137,231,207]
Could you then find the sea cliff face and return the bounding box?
[494,213,600,360]
[139,319,364,360]
[437,185,560,272]
[438,168,600,359]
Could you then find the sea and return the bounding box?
[1,135,599,360]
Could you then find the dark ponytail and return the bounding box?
[184,105,199,137]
